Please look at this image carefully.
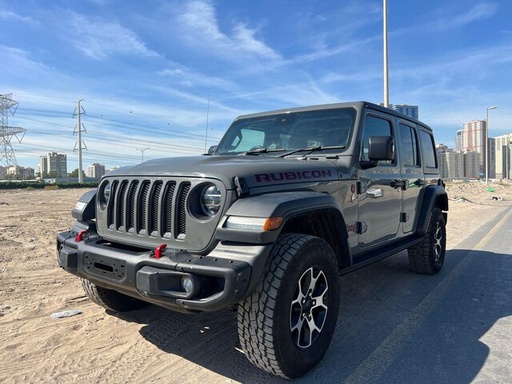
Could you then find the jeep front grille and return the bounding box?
[106,178,191,240]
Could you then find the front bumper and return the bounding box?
[57,229,258,313]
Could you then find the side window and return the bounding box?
[399,124,419,167]
[361,115,394,164]
[419,130,437,168]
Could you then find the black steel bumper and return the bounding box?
[56,230,258,313]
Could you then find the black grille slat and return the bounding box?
[161,181,176,238]
[148,181,163,236]
[126,180,139,233]
[137,181,150,234]
[176,182,191,239]
[116,180,129,230]
[107,180,119,228]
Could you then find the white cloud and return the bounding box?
[450,2,498,27]
[64,12,158,60]
[0,8,37,24]
[174,0,281,62]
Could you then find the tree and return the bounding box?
[69,169,86,178]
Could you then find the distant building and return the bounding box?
[494,133,512,179]
[463,151,480,179]
[391,104,419,120]
[38,152,67,178]
[379,103,419,119]
[488,138,496,179]
[6,165,35,180]
[461,120,486,176]
[86,163,106,179]
[0,166,6,180]
[437,148,464,180]
[455,130,463,152]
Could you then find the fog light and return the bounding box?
[181,276,194,294]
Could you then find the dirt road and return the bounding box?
[1,184,511,383]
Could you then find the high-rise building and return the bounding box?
[461,120,486,177]
[86,163,106,179]
[463,151,480,179]
[488,138,496,179]
[455,130,463,152]
[380,103,419,119]
[38,152,67,178]
[437,149,464,180]
[494,134,512,179]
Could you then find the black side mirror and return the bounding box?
[207,145,217,155]
[368,136,394,161]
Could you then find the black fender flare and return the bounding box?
[215,191,344,244]
[414,185,449,236]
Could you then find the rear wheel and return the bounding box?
[81,278,148,312]
[408,208,446,274]
[237,234,340,378]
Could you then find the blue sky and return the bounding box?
[1,0,511,171]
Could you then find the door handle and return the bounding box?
[414,179,426,186]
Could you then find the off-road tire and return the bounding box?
[408,208,446,274]
[237,233,340,379]
[81,278,148,312]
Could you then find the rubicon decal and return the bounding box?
[255,169,332,183]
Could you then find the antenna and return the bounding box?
[204,94,210,153]
[0,94,26,167]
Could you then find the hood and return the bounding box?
[106,155,343,189]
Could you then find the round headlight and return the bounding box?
[201,185,222,217]
[99,180,111,210]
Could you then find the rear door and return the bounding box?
[397,121,423,233]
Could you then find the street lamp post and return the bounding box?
[383,0,389,108]
[136,147,149,163]
[485,106,497,185]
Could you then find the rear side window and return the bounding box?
[399,124,419,167]
[419,130,437,168]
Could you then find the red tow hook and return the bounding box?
[76,230,88,242]
[154,244,167,259]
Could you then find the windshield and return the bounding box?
[215,107,356,155]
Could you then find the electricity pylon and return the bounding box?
[73,99,87,183]
[0,94,26,167]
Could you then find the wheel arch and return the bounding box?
[219,191,350,270]
[415,185,449,236]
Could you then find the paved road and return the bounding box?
[127,205,512,383]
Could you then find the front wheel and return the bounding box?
[408,208,446,274]
[237,234,340,379]
[81,278,148,312]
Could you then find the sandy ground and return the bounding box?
[0,182,511,383]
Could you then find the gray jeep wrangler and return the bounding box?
[57,101,448,379]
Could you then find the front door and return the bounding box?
[357,114,402,248]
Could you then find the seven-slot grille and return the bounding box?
[106,178,191,240]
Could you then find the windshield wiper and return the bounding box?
[279,145,345,157]
[242,148,287,155]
